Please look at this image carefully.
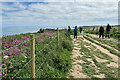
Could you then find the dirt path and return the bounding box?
[68,34,119,78]
[85,34,119,53]
[87,34,118,42]
[83,35,118,63]
[69,36,89,78]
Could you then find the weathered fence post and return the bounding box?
[57,28,59,41]
[30,34,35,79]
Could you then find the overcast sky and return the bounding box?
[0,0,119,36]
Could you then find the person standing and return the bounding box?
[99,26,104,39]
[74,26,78,39]
[105,24,111,38]
[79,27,82,34]
[68,26,71,34]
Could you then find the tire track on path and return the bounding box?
[82,35,118,65]
[68,34,119,78]
[86,33,119,52]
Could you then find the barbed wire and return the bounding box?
[11,36,57,79]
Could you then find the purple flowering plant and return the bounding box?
[1,32,56,78]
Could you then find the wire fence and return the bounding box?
[1,28,70,79]
[11,36,57,79]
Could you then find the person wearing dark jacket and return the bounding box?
[99,26,104,39]
[105,24,111,38]
[79,27,82,34]
[68,26,71,34]
[74,26,78,39]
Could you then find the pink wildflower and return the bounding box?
[2,64,6,66]
[3,46,6,49]
[5,44,8,46]
[49,35,52,37]
[10,66,13,69]
[26,42,30,46]
[10,49,13,53]
[3,68,7,70]
[0,72,1,76]
[4,73,6,76]
[39,39,44,43]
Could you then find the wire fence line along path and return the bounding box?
[1,28,60,79]
[11,35,57,79]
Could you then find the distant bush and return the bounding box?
[37,29,44,33]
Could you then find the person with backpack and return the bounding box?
[99,26,104,39]
[74,26,78,39]
[105,24,111,38]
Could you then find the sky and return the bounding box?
[0,0,119,36]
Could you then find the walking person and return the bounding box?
[99,26,104,39]
[74,26,78,39]
[68,26,71,34]
[79,27,82,34]
[105,24,111,38]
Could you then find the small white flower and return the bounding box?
[4,56,8,59]
[24,55,27,59]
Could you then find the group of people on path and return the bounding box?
[68,26,82,39]
[99,24,111,39]
[68,24,111,39]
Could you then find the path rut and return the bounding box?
[68,34,119,78]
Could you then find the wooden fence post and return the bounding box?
[57,28,59,41]
[30,34,35,79]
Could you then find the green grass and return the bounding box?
[83,35,120,57]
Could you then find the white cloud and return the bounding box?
[2,2,118,26]
[0,0,119,2]
[2,2,27,11]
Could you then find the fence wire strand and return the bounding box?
[2,30,70,79]
[11,36,57,79]
[35,43,56,74]
[1,35,44,53]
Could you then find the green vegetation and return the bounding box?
[1,29,73,79]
